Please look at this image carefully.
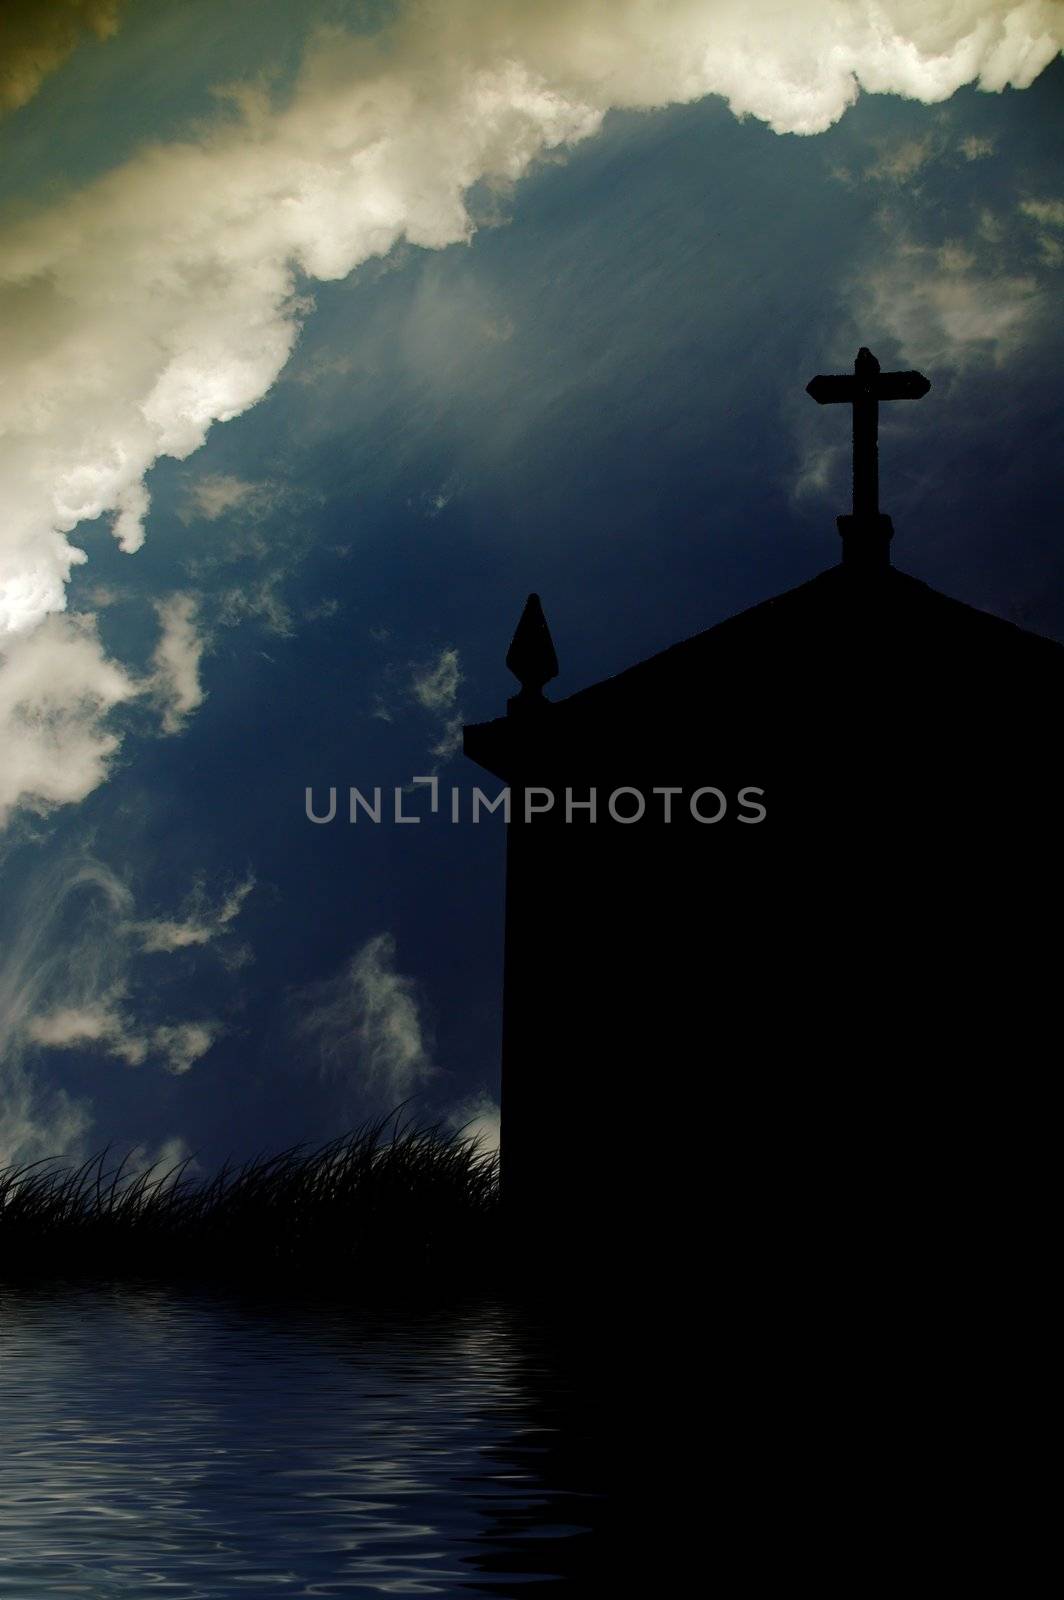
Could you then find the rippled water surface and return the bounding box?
[0,1280,615,1597]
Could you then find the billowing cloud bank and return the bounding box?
[2,0,1059,639]
[0,0,1059,818]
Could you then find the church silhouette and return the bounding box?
[464,350,1062,1266]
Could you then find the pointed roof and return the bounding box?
[464,564,1064,781]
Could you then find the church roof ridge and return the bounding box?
[545,563,1064,719]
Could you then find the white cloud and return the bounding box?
[430,716,465,762]
[0,856,131,1165]
[369,644,465,761]
[1019,196,1064,265]
[0,593,212,830]
[0,2,1057,820]
[417,477,461,518]
[0,612,138,826]
[151,1021,217,1076]
[447,1090,500,1156]
[0,852,247,1164]
[181,476,328,639]
[855,185,1055,372]
[296,931,435,1105]
[792,175,1058,512]
[978,207,1007,245]
[149,593,209,734]
[217,573,295,638]
[411,646,465,761]
[858,126,996,186]
[1020,197,1064,227]
[130,872,255,954]
[0,1071,92,1171]
[122,1134,200,1187]
[1,0,1059,645]
[861,240,1041,371]
[864,133,938,184]
[303,597,340,622]
[411,646,461,714]
[27,992,149,1066]
[936,241,978,273]
[794,439,847,504]
[26,1002,217,1074]
[182,473,281,524]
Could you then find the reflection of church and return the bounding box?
[464,352,1063,1260]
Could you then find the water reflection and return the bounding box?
[0,1279,617,1596]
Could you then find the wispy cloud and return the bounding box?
[149,594,209,734]
[831,124,999,190]
[793,167,1057,510]
[128,873,255,955]
[1020,196,1064,227]
[864,133,938,185]
[122,1134,200,1187]
[0,856,132,1165]
[415,647,465,762]
[793,440,848,506]
[303,597,340,623]
[859,233,1041,372]
[415,476,462,519]
[370,644,465,762]
[27,991,149,1066]
[151,1022,218,1076]
[1019,195,1064,265]
[217,573,295,639]
[26,1004,219,1076]
[795,248,1040,510]
[960,134,996,161]
[410,647,461,714]
[295,931,435,1108]
[179,474,328,639]
[0,852,251,1164]
[181,473,284,525]
[446,1090,500,1157]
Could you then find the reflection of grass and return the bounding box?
[0,1116,499,1281]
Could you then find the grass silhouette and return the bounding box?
[0,1113,499,1283]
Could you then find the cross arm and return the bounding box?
[806,370,930,404]
[806,374,854,404]
[875,371,931,401]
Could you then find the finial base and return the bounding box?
[837,513,894,567]
[507,687,551,717]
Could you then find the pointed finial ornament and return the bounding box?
[506,593,558,711]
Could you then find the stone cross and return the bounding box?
[807,347,930,562]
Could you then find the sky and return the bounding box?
[0,0,1061,1176]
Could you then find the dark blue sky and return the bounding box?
[1,4,1061,1173]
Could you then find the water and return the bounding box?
[2,1268,1024,1593]
[0,1279,614,1597]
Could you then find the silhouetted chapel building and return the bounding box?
[464,351,1063,1251]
